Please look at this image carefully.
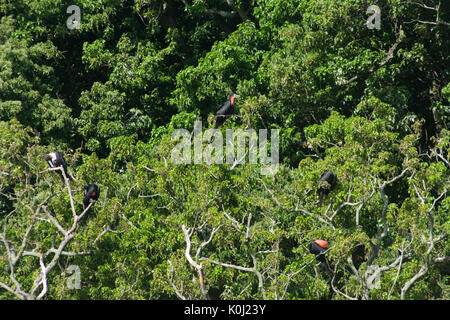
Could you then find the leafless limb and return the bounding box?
[92,224,122,247]
[401,0,450,26]
[396,158,448,298]
[433,256,450,263]
[339,26,404,88]
[199,257,254,273]
[181,225,209,300]
[195,224,222,258]
[367,168,410,266]
[259,178,334,228]
[181,0,248,21]
[330,179,376,225]
[230,149,249,170]
[199,254,267,300]
[141,165,156,173]
[401,0,437,11]
[117,183,139,229]
[197,207,270,299]
[366,252,412,292]
[222,205,243,233]
[0,165,105,300]
[346,255,365,290]
[167,259,186,300]
[388,241,407,299]
[430,146,450,168]
[279,256,317,300]
[138,193,160,198]
[399,232,448,299]
[400,264,428,299]
[36,256,48,300]
[244,213,252,242]
[367,187,389,266]
[331,262,358,300]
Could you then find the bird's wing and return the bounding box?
[320,171,336,183]
[215,101,231,116]
[319,170,330,181]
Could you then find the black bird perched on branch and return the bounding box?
[318,170,337,206]
[45,152,71,183]
[309,239,334,276]
[213,93,239,129]
[83,183,100,212]
[309,239,328,263]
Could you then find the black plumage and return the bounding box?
[213,93,239,129]
[318,170,337,206]
[351,244,366,270]
[83,183,100,212]
[45,152,71,182]
[309,240,334,277]
[308,240,328,263]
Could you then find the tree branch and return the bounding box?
[167,259,187,300]
[181,225,209,300]
[338,26,404,88]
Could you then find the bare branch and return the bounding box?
[399,233,448,299]
[380,168,410,189]
[200,247,269,299]
[244,213,252,242]
[36,256,48,300]
[167,259,186,300]
[0,281,26,300]
[401,0,437,11]
[400,264,428,299]
[181,225,209,300]
[42,206,67,235]
[259,178,334,228]
[433,256,450,263]
[339,26,404,87]
[249,249,266,299]
[400,0,450,26]
[195,224,222,258]
[367,186,389,266]
[331,263,358,300]
[222,205,243,233]
[367,253,411,288]
[388,242,407,299]
[199,257,254,273]
[430,147,450,167]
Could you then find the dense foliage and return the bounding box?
[0,0,449,300]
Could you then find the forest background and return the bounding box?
[0,0,449,300]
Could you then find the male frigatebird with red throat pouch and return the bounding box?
[309,239,328,262]
[213,93,239,129]
[83,183,100,213]
[309,239,334,277]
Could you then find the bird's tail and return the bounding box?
[83,202,91,215]
[319,192,324,206]
[59,171,73,183]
